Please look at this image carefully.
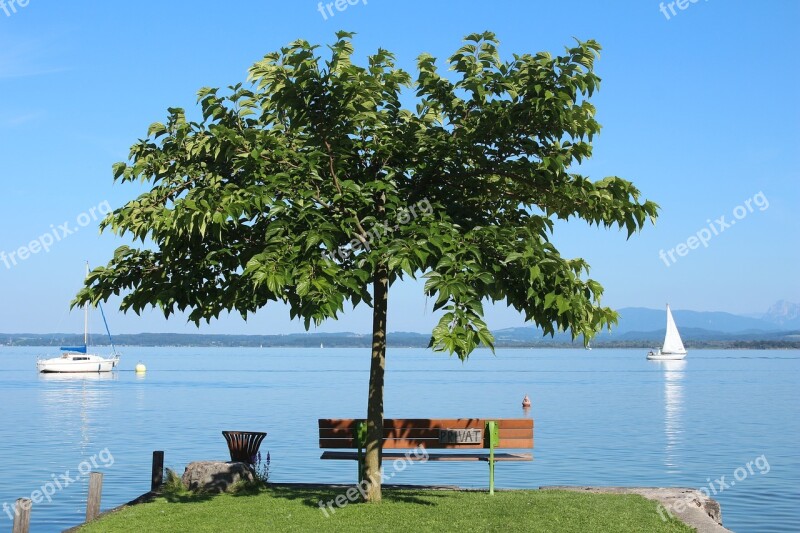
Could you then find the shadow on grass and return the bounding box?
[157,471,451,511]
[379,490,444,506]
[264,484,448,510]
[161,491,216,504]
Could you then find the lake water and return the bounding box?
[0,347,797,532]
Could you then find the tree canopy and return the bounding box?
[76,31,658,501]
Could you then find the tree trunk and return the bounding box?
[364,260,388,502]
[364,187,388,503]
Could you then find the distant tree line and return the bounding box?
[2,333,797,350]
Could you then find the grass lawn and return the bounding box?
[78,486,693,532]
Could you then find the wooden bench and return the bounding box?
[319,418,533,493]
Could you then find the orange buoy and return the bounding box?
[522,395,531,408]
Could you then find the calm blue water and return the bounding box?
[0,347,797,532]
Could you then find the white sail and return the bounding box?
[647,304,687,360]
[662,304,686,355]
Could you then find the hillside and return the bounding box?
[3,303,799,349]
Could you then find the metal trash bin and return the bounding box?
[222,431,267,464]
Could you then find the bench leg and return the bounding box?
[357,446,363,484]
[487,420,498,495]
[489,455,495,495]
[355,420,367,485]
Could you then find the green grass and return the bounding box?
[79,485,693,533]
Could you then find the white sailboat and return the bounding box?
[647,304,687,360]
[36,264,120,373]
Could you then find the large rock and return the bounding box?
[181,461,255,493]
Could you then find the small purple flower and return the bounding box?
[267,452,271,466]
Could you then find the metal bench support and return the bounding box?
[487,420,499,495]
[355,421,366,484]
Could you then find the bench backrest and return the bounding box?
[319,418,533,450]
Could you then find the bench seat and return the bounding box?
[321,451,533,462]
[319,418,534,493]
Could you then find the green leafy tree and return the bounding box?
[76,31,657,502]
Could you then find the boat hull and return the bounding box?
[37,355,119,373]
[646,351,687,361]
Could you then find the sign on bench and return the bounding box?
[439,428,482,444]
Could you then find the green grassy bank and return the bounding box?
[78,486,692,533]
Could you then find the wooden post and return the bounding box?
[11,498,31,533]
[151,450,164,492]
[85,472,103,522]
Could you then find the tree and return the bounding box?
[75,31,658,502]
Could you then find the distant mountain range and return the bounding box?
[2,302,798,349]
[761,300,800,328]
[493,303,800,347]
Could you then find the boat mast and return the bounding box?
[84,262,89,347]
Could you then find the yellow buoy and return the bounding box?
[135,362,147,373]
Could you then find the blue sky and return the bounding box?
[1,0,798,335]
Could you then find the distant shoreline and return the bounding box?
[2,336,798,350]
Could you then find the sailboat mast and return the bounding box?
[84,262,89,347]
